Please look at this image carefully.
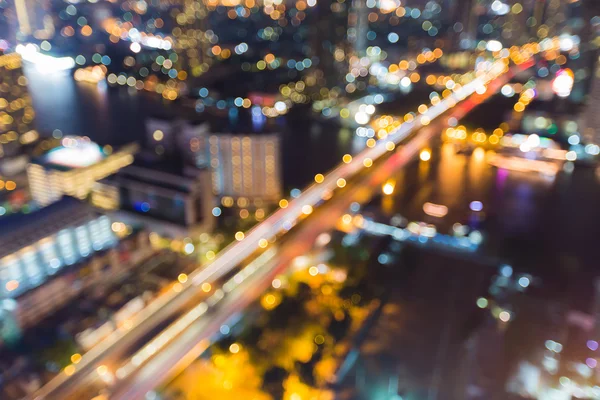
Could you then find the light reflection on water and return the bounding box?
[25,66,353,189]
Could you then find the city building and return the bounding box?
[12,0,55,40]
[0,196,117,299]
[91,153,215,237]
[27,136,137,207]
[145,119,283,207]
[145,118,209,163]
[0,52,37,174]
[582,60,600,146]
[208,133,283,207]
[0,197,154,341]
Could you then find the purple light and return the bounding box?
[469,201,483,212]
[587,340,598,351]
[587,358,598,368]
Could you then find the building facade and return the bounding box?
[0,52,37,164]
[27,137,137,206]
[208,133,282,206]
[91,157,215,236]
[0,198,154,338]
[0,196,117,300]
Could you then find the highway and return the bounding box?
[30,54,532,400]
[105,58,532,399]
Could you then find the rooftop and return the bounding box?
[36,137,106,170]
[0,197,99,259]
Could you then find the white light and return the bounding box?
[130,42,141,53]
[400,77,411,88]
[568,135,580,145]
[559,34,578,52]
[274,101,287,113]
[365,104,376,115]
[383,182,395,195]
[501,85,514,97]
[552,71,574,98]
[355,111,370,125]
[17,44,75,73]
[527,134,541,148]
[566,151,577,161]
[499,311,511,322]
[585,144,600,155]
[518,276,530,288]
[184,243,195,254]
[45,138,104,168]
[486,40,503,52]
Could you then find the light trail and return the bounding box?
[30,54,530,400]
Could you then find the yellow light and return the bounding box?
[363,158,373,167]
[235,231,245,241]
[201,282,212,292]
[366,138,376,148]
[302,205,313,215]
[385,141,395,151]
[229,343,240,354]
[420,149,431,161]
[341,214,352,224]
[336,178,346,188]
[153,130,164,141]
[308,266,319,276]
[342,154,352,163]
[5,181,16,191]
[264,294,276,305]
[206,250,215,260]
[258,238,268,248]
[70,354,82,364]
[418,104,428,114]
[96,365,108,376]
[178,273,188,284]
[382,181,395,195]
[64,365,76,376]
[279,199,289,208]
[314,173,324,183]
[514,102,525,112]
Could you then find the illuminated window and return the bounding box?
[38,237,61,274]
[21,249,44,287]
[57,229,78,265]
[98,216,116,247]
[75,225,92,258]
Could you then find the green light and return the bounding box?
[476,297,488,309]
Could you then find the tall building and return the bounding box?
[0,197,154,339]
[0,52,37,168]
[347,0,368,58]
[208,133,282,206]
[13,0,54,40]
[91,155,215,236]
[582,60,600,145]
[0,196,116,299]
[145,118,209,163]
[27,137,137,207]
